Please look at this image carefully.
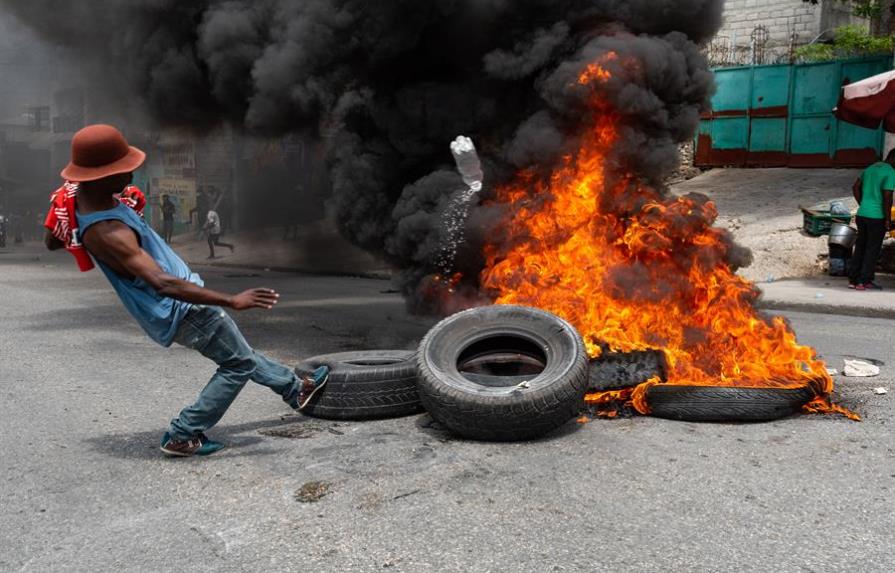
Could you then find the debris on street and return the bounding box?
[843,359,881,378]
[294,481,331,503]
[259,424,322,439]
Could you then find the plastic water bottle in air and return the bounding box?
[450,136,483,191]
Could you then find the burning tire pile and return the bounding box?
[584,342,830,423]
[298,305,589,441]
[297,304,851,442]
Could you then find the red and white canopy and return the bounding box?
[836,69,895,132]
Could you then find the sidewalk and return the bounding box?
[666,168,895,318]
[671,167,860,283]
[758,275,895,318]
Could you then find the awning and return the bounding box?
[835,69,895,132]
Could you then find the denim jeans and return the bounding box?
[169,305,300,440]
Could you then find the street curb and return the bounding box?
[757,299,895,320]
[187,259,394,281]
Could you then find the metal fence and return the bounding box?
[695,56,892,168]
[703,28,801,68]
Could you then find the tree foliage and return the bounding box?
[794,24,893,61]
[802,1,884,19]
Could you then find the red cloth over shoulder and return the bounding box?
[43,181,147,272]
[117,185,146,217]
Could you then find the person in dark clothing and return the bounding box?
[11,212,23,243]
[25,210,35,240]
[849,150,895,291]
[161,194,176,243]
[190,187,209,236]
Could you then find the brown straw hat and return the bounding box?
[60,124,146,182]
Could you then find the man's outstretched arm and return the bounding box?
[83,221,278,310]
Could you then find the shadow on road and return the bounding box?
[414,412,585,443]
[83,416,308,460]
[23,304,134,333]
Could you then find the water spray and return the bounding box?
[435,136,483,287]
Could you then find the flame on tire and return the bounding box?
[480,57,858,420]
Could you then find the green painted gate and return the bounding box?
[695,56,891,168]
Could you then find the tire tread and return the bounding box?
[295,350,422,420]
[646,385,815,422]
[416,306,589,441]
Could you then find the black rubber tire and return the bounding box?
[588,349,667,391]
[294,350,423,420]
[416,305,589,441]
[646,384,816,422]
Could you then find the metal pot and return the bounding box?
[828,221,857,249]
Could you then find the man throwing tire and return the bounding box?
[44,124,328,457]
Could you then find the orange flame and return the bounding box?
[481,60,856,419]
[578,53,616,85]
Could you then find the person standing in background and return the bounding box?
[190,186,209,236]
[849,150,895,291]
[11,211,23,244]
[25,210,35,241]
[36,211,45,241]
[161,194,176,243]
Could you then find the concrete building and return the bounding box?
[710,0,867,65]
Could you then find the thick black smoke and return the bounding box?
[2,0,723,313]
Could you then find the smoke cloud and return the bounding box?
[2,0,724,312]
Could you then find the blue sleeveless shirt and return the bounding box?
[77,203,204,347]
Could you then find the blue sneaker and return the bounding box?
[292,365,330,410]
[160,432,225,457]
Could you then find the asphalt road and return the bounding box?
[1,244,894,573]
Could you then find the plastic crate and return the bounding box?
[801,208,852,236]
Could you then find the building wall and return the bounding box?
[718,0,822,48]
[819,0,869,33]
[709,0,871,66]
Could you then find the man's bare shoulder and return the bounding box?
[82,220,140,254]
